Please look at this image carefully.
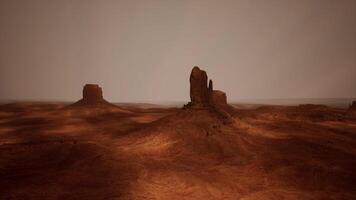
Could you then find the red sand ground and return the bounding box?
[0,102,355,199]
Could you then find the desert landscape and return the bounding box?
[0,67,355,200]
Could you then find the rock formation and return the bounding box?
[350,101,356,111]
[208,80,213,92]
[190,66,209,107]
[186,66,230,110]
[82,84,104,104]
[66,84,131,114]
[71,84,109,106]
[210,90,227,106]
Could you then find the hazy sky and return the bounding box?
[1,0,355,103]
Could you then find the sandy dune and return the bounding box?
[0,102,355,199]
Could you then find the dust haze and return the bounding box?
[1,0,356,102]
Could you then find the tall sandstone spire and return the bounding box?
[189,66,209,106]
[188,66,228,109]
[208,80,213,91]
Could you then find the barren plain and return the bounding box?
[0,102,355,200]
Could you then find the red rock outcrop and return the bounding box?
[186,66,230,112]
[71,84,110,107]
[65,84,132,114]
[82,84,104,104]
[190,66,209,107]
[350,101,356,111]
[210,90,227,106]
[208,80,213,92]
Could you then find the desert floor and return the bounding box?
[0,102,355,200]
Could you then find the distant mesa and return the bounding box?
[82,84,104,104]
[62,84,132,115]
[70,84,115,108]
